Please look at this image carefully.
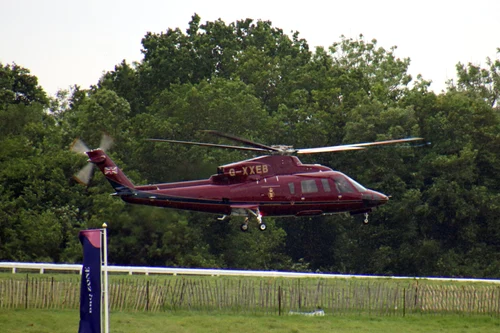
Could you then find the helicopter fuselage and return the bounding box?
[91,152,388,221]
[125,171,387,218]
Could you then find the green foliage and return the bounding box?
[105,207,221,267]
[0,62,48,107]
[61,88,131,142]
[1,16,500,278]
[453,49,500,107]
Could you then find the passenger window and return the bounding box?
[301,179,318,193]
[321,179,331,192]
[288,182,295,194]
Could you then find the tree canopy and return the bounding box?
[1,14,500,278]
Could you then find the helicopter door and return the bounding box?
[299,179,319,201]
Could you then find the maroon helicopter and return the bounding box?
[72,131,423,231]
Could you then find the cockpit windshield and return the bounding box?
[332,174,367,193]
[345,175,367,192]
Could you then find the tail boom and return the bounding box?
[86,149,135,192]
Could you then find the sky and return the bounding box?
[2,0,499,97]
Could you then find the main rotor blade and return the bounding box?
[70,138,89,155]
[203,130,282,153]
[296,137,424,154]
[145,139,271,153]
[297,146,366,154]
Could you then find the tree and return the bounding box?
[453,49,500,107]
[61,88,131,146]
[98,60,142,115]
[3,16,500,277]
[0,62,48,107]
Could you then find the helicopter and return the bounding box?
[71,131,423,231]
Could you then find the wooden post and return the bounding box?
[146,280,150,312]
[51,277,54,309]
[403,288,406,317]
[298,279,301,311]
[414,282,419,310]
[278,285,282,316]
[25,274,28,309]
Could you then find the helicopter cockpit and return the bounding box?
[332,173,367,194]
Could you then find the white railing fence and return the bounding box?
[1,262,499,284]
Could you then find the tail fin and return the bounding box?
[86,149,135,193]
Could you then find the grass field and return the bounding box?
[0,309,499,333]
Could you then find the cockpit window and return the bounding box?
[346,176,367,192]
[332,175,367,193]
[334,177,355,193]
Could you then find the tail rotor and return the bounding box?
[71,134,114,185]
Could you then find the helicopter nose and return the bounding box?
[362,190,389,207]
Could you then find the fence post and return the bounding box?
[414,281,419,310]
[51,277,54,309]
[403,288,406,317]
[298,279,301,311]
[278,285,282,316]
[25,274,28,309]
[146,280,150,312]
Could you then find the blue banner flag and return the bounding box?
[78,229,102,333]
